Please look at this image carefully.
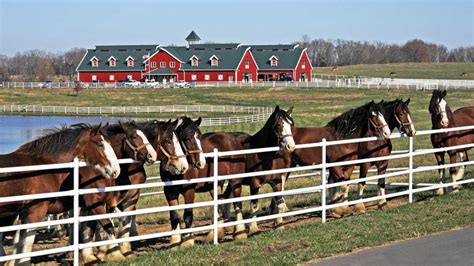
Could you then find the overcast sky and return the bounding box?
[0,0,472,56]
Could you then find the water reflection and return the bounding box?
[0,115,121,154]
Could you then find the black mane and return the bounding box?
[327,101,381,138]
[176,116,200,140]
[429,89,451,114]
[17,123,93,156]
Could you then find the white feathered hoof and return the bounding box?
[378,200,388,210]
[435,187,445,196]
[180,237,195,249]
[105,249,126,262]
[452,185,462,193]
[233,223,248,240]
[169,234,181,251]
[119,242,134,258]
[224,225,234,235]
[331,206,352,218]
[353,203,366,214]
[248,222,260,236]
[205,228,224,243]
[82,254,101,265]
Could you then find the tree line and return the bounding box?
[297,36,473,67]
[0,38,473,81]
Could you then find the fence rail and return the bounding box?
[2,78,473,90]
[0,125,473,264]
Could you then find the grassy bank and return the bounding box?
[314,63,474,80]
[107,185,474,265]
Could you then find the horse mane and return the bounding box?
[176,116,200,140]
[429,90,452,115]
[249,107,294,146]
[135,120,174,145]
[326,101,378,138]
[17,123,93,156]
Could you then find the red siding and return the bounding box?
[295,50,313,82]
[145,50,180,76]
[79,71,141,82]
[236,50,258,82]
[182,71,235,82]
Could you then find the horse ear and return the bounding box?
[91,123,102,136]
[441,90,447,98]
[274,105,280,112]
[195,117,202,126]
[170,119,179,130]
[405,98,411,105]
[287,106,294,115]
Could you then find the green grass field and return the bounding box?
[315,63,474,80]
[1,86,473,264]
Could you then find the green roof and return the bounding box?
[248,44,299,51]
[185,31,201,42]
[145,68,176,75]
[161,46,247,70]
[251,48,304,70]
[76,45,158,72]
[188,43,241,50]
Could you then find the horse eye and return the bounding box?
[97,142,104,148]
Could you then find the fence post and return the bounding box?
[408,136,414,203]
[212,148,219,245]
[321,138,327,223]
[73,157,80,265]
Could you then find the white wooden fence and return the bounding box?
[0,125,473,265]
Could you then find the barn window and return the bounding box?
[92,75,97,81]
[91,57,99,68]
[151,62,156,68]
[127,75,133,81]
[218,74,224,81]
[108,57,116,68]
[170,61,175,68]
[245,60,250,69]
[302,61,306,69]
[160,62,166,68]
[191,74,197,81]
[210,55,219,67]
[126,56,135,67]
[270,55,278,67]
[109,75,115,81]
[190,55,199,67]
[205,74,210,81]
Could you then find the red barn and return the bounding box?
[76,31,312,83]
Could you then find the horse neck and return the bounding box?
[108,134,125,159]
[249,122,277,148]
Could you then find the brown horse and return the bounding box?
[355,99,416,213]
[0,124,120,265]
[75,122,157,263]
[102,118,193,258]
[289,101,391,216]
[429,89,474,194]
[161,106,295,249]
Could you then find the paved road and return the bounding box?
[313,226,474,266]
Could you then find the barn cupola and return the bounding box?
[190,55,199,67]
[186,30,201,47]
[210,55,219,67]
[90,56,99,68]
[269,55,279,67]
[108,56,117,68]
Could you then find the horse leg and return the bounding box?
[354,163,369,214]
[180,188,195,249]
[92,206,125,262]
[205,189,226,243]
[117,200,137,257]
[434,152,446,195]
[376,161,388,209]
[80,219,100,264]
[231,183,247,240]
[272,181,286,230]
[164,185,182,250]
[329,167,352,217]
[450,152,464,192]
[248,184,261,236]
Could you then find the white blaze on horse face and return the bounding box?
[376,112,391,139]
[439,99,449,127]
[407,113,416,135]
[136,129,157,162]
[97,136,121,179]
[173,132,189,174]
[195,132,206,169]
[281,119,295,152]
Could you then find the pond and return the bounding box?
[0,115,122,154]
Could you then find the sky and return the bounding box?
[0,0,472,56]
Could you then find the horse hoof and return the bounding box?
[82,255,101,265]
[331,206,352,217]
[105,250,126,261]
[274,224,285,230]
[353,203,366,214]
[119,243,133,256]
[205,231,215,243]
[233,231,248,240]
[224,226,234,235]
[378,201,388,210]
[435,188,444,196]
[180,238,195,249]
[248,223,260,236]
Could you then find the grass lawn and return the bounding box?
[314,63,474,80]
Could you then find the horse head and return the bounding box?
[154,120,189,175]
[119,121,157,164]
[393,99,416,136]
[270,105,296,153]
[175,117,206,169]
[368,101,391,140]
[429,89,449,128]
